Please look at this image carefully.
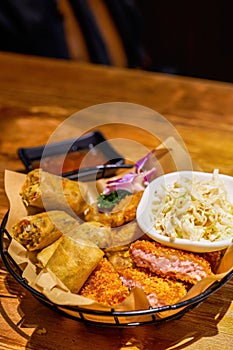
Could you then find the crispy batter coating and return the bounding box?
[118,267,187,308]
[80,258,129,306]
[83,191,143,227]
[130,240,213,284]
[201,249,226,274]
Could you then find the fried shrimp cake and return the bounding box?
[118,267,187,308]
[201,249,226,274]
[80,258,129,306]
[130,240,213,284]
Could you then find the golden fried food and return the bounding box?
[84,191,143,227]
[130,240,213,284]
[201,249,226,274]
[80,258,130,306]
[69,221,113,248]
[111,221,145,247]
[20,169,88,217]
[46,236,104,293]
[118,267,187,308]
[37,236,64,268]
[105,245,134,270]
[12,210,79,251]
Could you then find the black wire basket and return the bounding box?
[1,211,233,328]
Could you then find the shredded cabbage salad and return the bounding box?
[151,170,233,242]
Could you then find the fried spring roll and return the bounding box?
[37,236,64,267]
[69,221,144,249]
[69,221,113,248]
[12,210,80,251]
[130,240,213,284]
[46,236,104,293]
[20,169,88,217]
[37,221,113,266]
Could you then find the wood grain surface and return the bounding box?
[0,52,233,350]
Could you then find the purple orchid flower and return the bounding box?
[102,150,157,195]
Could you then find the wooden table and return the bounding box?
[0,52,233,350]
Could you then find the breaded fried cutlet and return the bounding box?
[118,267,187,308]
[79,258,129,306]
[201,249,226,274]
[130,240,213,284]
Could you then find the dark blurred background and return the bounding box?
[136,0,233,83]
[0,0,232,83]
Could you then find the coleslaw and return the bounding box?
[151,170,233,242]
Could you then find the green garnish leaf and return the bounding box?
[97,190,131,211]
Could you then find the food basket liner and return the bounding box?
[4,137,233,323]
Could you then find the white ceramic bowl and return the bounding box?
[136,171,233,252]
